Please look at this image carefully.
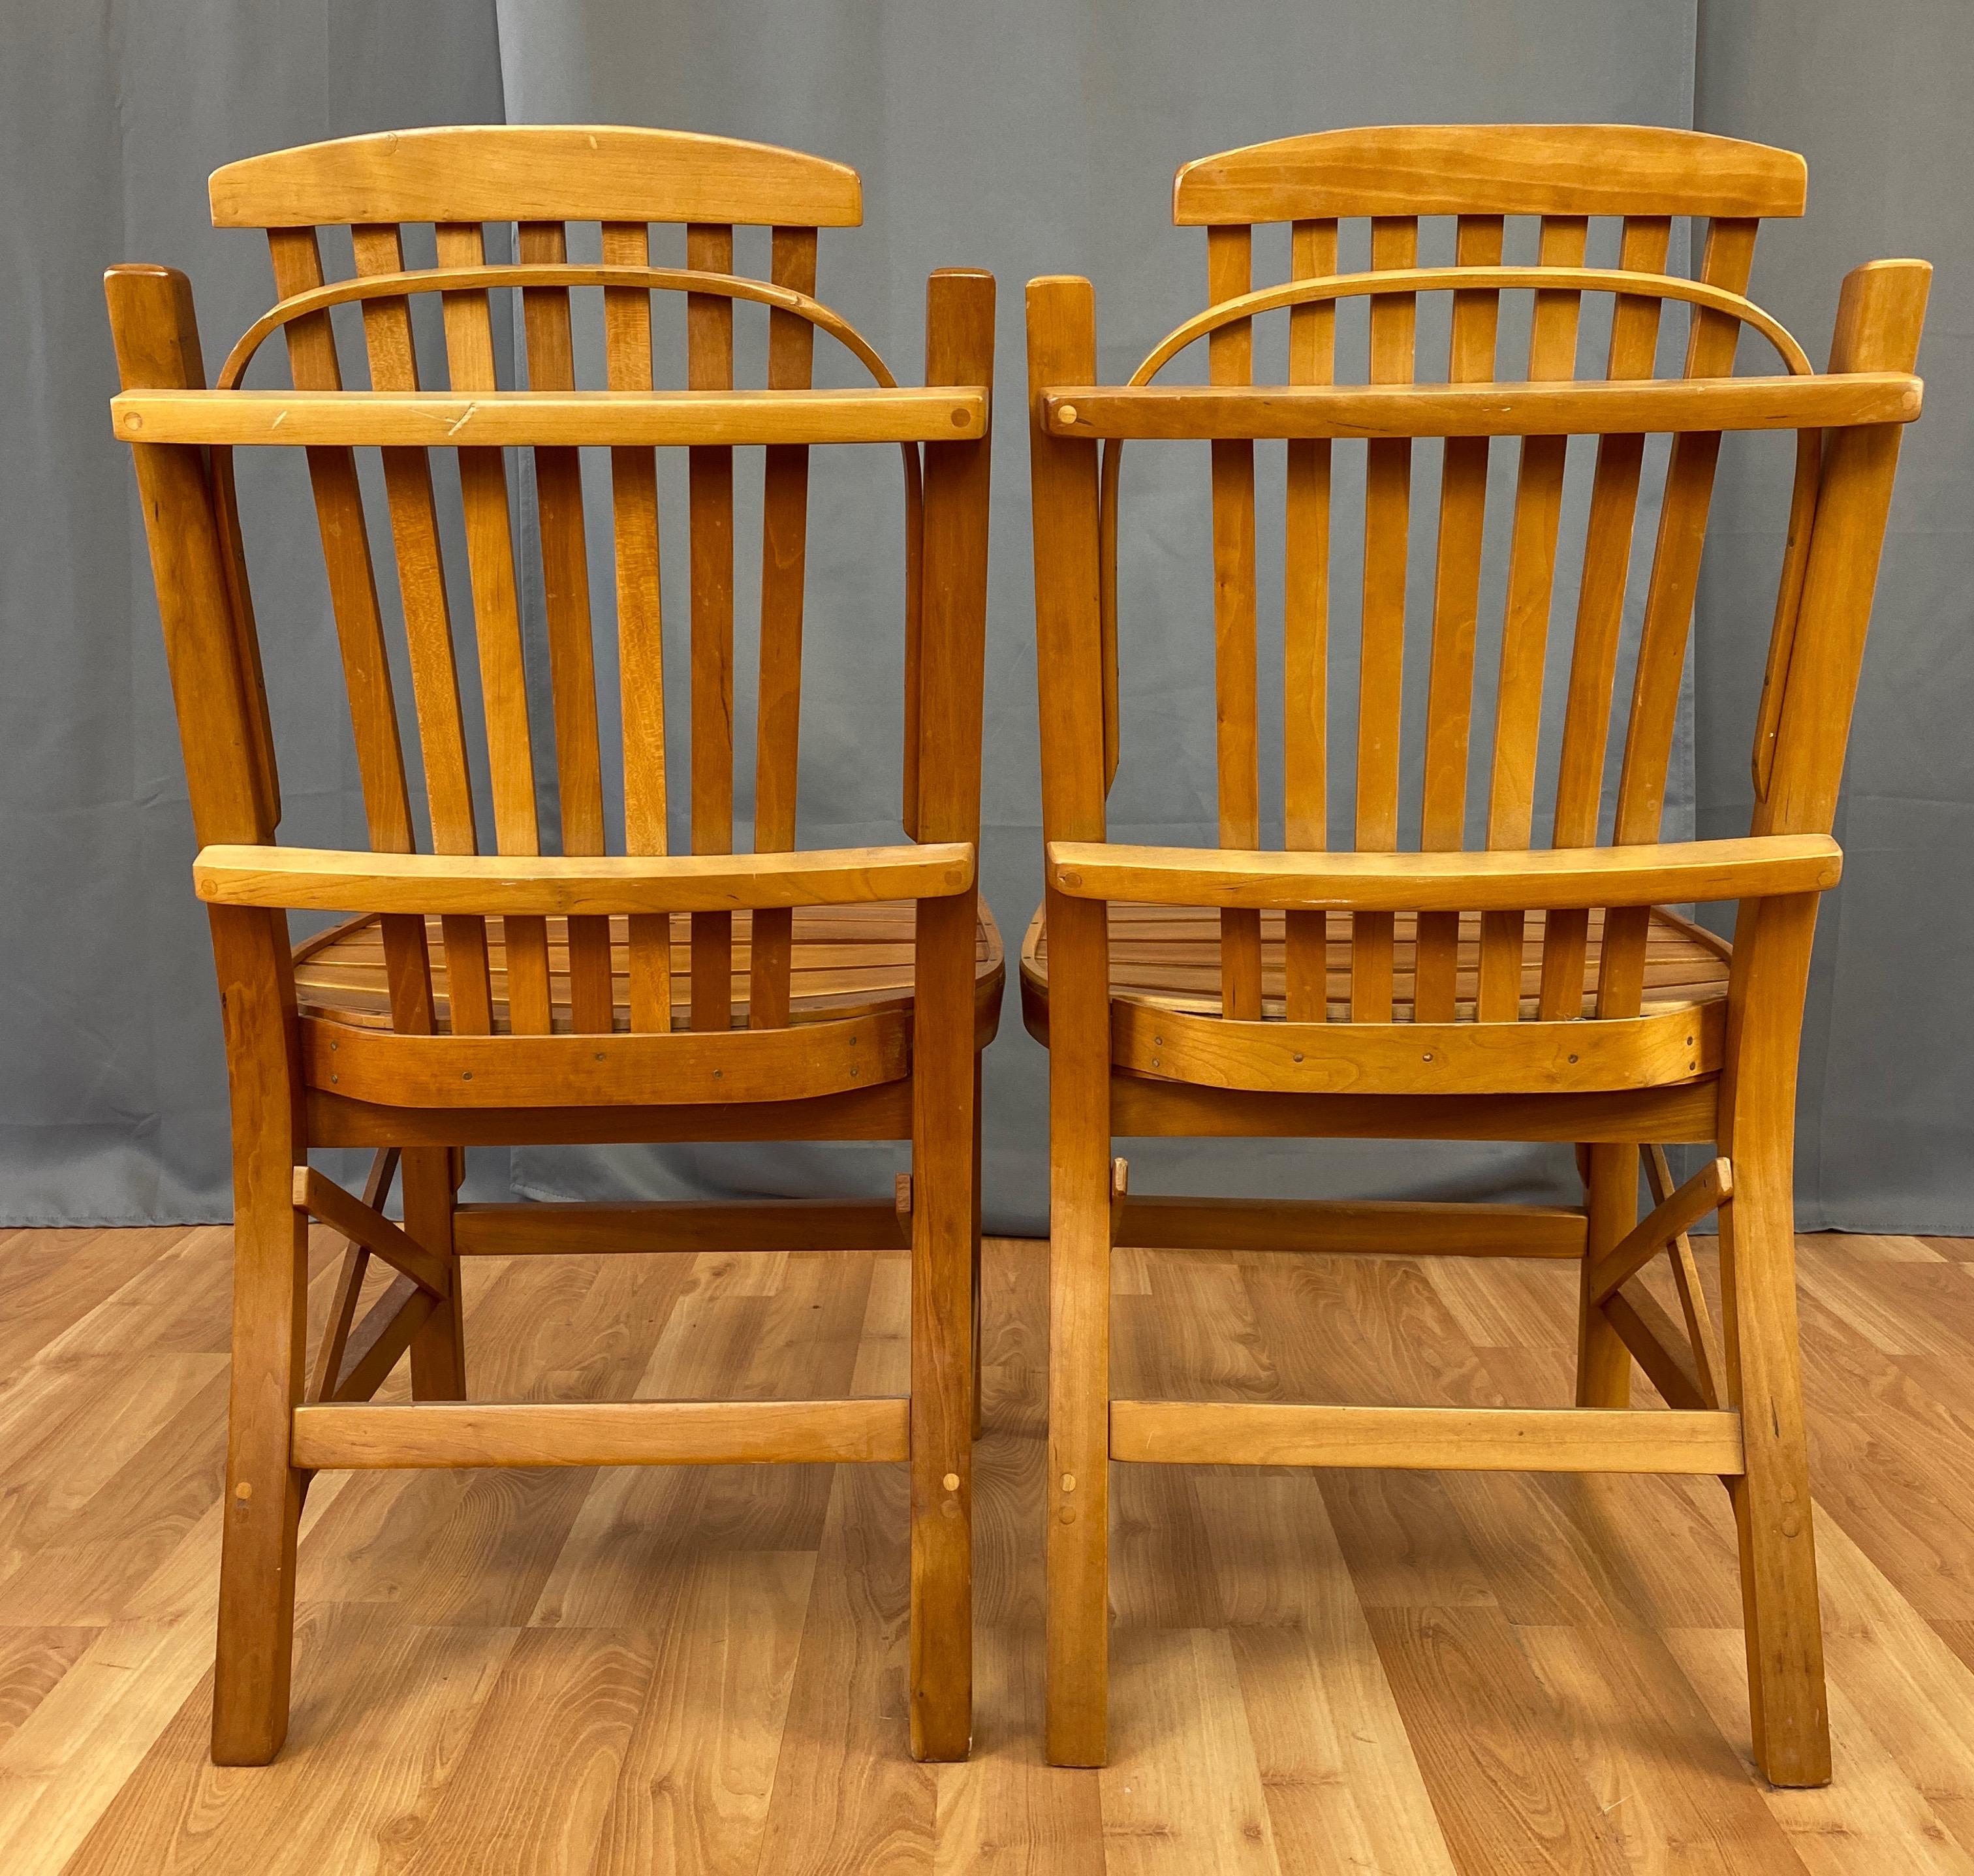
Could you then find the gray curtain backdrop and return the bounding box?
[5,1,1967,1232]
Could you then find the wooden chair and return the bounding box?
[1023,124,1927,1783]
[105,125,996,1765]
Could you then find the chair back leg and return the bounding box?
[404,1146,467,1400]
[1043,891,1114,1766]
[1575,1142,1636,1407]
[971,1058,985,1441]
[908,892,980,1760]
[1719,894,1830,1785]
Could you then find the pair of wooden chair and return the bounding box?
[110,123,1924,1789]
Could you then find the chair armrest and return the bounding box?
[1044,835,1840,912]
[195,842,975,916]
[1039,375,1920,441]
[114,386,988,449]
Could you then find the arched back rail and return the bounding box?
[213,263,916,391]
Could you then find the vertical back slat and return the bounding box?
[1206,225,1262,1020]
[599,219,672,1035]
[750,225,821,1031]
[687,222,738,1033]
[349,223,493,1037]
[1599,216,1760,1019]
[1537,213,1672,1021]
[1476,213,1589,1022]
[1414,213,1505,1021]
[516,219,614,1035]
[432,220,556,1036]
[1350,215,1419,1022]
[1281,218,1337,1022]
[264,228,434,1037]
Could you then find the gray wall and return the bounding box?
[2,0,505,1223]
[1691,0,1974,1228]
[5,1,1967,1232]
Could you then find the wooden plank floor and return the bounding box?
[3,1217,1974,1871]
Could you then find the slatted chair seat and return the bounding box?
[1020,901,1727,1027]
[298,903,1005,1036]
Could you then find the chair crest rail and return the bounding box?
[1169,124,1806,223]
[209,125,866,230]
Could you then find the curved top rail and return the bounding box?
[1173,125,1807,225]
[211,125,863,229]
[191,260,924,815]
[216,262,903,392]
[1093,265,1823,798]
[1126,267,1815,386]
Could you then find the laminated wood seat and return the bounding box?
[298,905,1005,1036]
[108,125,994,1767]
[1021,902,1728,1027]
[1024,123,1927,1787]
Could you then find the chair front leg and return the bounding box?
[214,1145,310,1764]
[1717,892,1830,1787]
[1044,888,1112,1766]
[1720,1128,1829,1785]
[1575,1142,1635,1407]
[210,908,309,1766]
[403,1145,465,1400]
[909,892,977,1761]
[971,1057,986,1439]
